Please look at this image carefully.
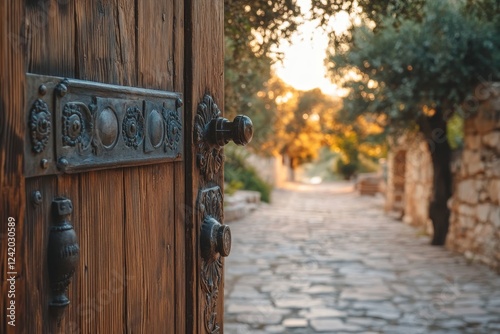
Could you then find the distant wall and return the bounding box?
[385,134,433,233]
[246,153,292,188]
[447,84,500,271]
[403,135,434,233]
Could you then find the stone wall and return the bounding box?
[447,85,500,271]
[385,135,433,233]
[403,135,434,234]
[246,153,292,187]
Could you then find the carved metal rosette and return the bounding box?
[195,95,224,180]
[162,106,182,152]
[199,186,225,334]
[122,106,145,148]
[48,197,79,321]
[29,99,52,153]
[62,102,93,149]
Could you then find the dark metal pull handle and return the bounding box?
[48,197,79,321]
[200,216,231,260]
[208,115,253,147]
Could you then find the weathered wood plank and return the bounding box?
[137,0,175,90]
[172,1,186,332]
[75,0,136,85]
[124,164,176,333]
[23,177,57,334]
[135,2,186,332]
[72,1,135,332]
[0,1,26,333]
[26,0,75,76]
[184,0,225,332]
[79,170,126,334]
[174,160,186,334]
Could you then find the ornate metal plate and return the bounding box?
[25,74,183,177]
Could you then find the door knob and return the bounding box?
[208,115,253,147]
[201,216,231,260]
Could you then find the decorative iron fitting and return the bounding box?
[195,94,253,180]
[47,197,79,321]
[24,73,183,177]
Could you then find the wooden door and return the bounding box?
[0,1,238,333]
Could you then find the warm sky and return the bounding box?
[272,0,350,96]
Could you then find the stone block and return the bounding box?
[464,117,478,135]
[464,150,484,176]
[475,98,500,135]
[477,203,492,223]
[458,214,476,229]
[482,131,500,152]
[458,204,476,217]
[457,180,479,205]
[489,161,500,178]
[479,191,489,202]
[489,205,500,228]
[489,180,500,205]
[465,134,481,150]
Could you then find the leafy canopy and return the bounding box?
[327,0,500,130]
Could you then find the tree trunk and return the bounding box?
[290,157,296,182]
[420,109,453,245]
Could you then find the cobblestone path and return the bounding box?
[224,182,500,334]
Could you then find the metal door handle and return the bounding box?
[207,115,253,147]
[48,197,79,320]
[200,216,231,260]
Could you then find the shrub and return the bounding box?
[224,146,272,203]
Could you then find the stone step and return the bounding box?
[224,190,261,222]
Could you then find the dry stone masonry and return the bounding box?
[448,84,500,271]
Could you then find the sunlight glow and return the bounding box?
[272,0,351,96]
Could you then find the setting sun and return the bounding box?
[272,0,351,96]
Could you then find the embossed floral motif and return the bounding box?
[29,99,52,153]
[195,95,224,180]
[201,257,222,334]
[199,186,224,334]
[122,106,144,148]
[62,102,93,149]
[162,107,182,152]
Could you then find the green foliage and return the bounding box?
[328,0,500,130]
[277,88,342,167]
[336,158,358,180]
[225,0,302,59]
[447,113,464,150]
[224,145,272,203]
[224,37,277,154]
[311,0,426,47]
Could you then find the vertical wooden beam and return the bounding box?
[172,1,186,333]
[185,0,225,332]
[26,0,76,76]
[75,0,136,85]
[0,1,26,333]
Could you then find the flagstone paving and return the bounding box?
[223,182,500,334]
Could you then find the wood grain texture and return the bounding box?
[184,0,225,333]
[26,0,75,76]
[78,170,126,334]
[174,160,186,334]
[137,0,174,90]
[124,164,176,333]
[23,177,57,334]
[17,0,196,332]
[75,0,136,85]
[172,1,186,333]
[0,1,26,333]
[73,1,132,332]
